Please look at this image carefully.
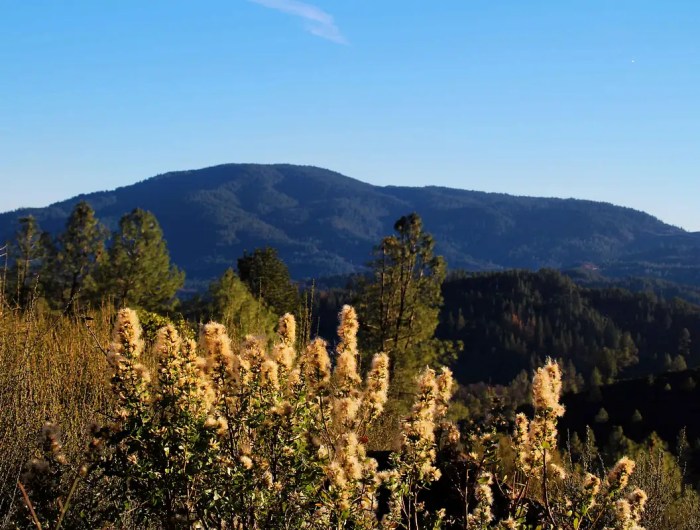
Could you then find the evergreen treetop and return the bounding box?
[98,208,184,311]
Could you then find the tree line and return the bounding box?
[2,203,184,312]
[3,204,451,408]
[5,202,698,403]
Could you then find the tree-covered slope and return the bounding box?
[1,163,699,284]
[438,269,700,386]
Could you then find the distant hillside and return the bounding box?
[1,163,699,285]
[437,269,700,385]
[564,268,700,306]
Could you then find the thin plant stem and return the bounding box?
[17,480,43,530]
[54,473,81,530]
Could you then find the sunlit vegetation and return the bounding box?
[1,303,653,529]
[1,203,699,528]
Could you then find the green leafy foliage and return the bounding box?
[209,267,277,338]
[11,308,449,529]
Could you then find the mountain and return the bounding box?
[1,163,699,286]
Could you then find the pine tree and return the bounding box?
[237,247,299,316]
[679,327,691,358]
[44,201,107,310]
[670,354,687,372]
[8,215,49,307]
[588,367,604,402]
[594,407,609,423]
[358,213,451,391]
[98,208,184,311]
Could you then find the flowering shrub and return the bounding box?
[14,310,647,530]
[448,360,648,529]
[15,306,451,529]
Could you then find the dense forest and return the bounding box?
[438,270,700,385]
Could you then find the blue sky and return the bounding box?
[1,1,699,230]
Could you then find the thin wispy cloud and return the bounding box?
[249,0,347,44]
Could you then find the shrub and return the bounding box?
[12,310,647,530]
[437,360,648,529]
[14,306,451,529]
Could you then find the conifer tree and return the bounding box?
[237,247,299,316]
[8,215,49,306]
[358,213,451,391]
[44,201,107,310]
[588,366,604,402]
[594,407,609,423]
[98,208,184,311]
[679,327,691,358]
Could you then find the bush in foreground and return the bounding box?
[13,307,646,529]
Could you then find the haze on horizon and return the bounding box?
[1,1,699,230]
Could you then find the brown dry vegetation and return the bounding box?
[0,300,115,518]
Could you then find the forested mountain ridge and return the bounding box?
[1,163,699,285]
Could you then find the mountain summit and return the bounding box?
[1,164,699,285]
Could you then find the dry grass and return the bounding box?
[0,298,115,517]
